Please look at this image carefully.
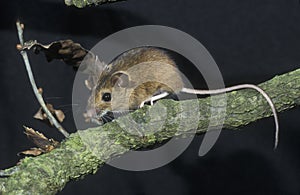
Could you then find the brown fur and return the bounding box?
[89,47,184,115]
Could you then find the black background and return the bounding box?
[0,0,299,194]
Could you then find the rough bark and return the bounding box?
[0,68,299,194]
[64,0,124,8]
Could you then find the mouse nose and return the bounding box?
[85,108,95,119]
[85,107,100,118]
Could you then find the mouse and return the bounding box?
[84,47,279,149]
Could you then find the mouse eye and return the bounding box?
[102,93,111,102]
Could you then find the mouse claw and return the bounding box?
[139,101,146,108]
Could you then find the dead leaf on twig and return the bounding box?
[18,127,60,156]
[34,103,65,124]
[18,148,44,156]
[20,39,96,70]
[20,39,107,90]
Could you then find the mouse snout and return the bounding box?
[84,107,101,119]
[85,108,96,118]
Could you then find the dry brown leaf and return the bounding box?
[20,39,95,69]
[33,103,65,124]
[18,148,44,156]
[20,126,60,157]
[21,39,107,90]
[54,109,65,123]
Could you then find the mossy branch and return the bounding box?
[64,0,124,8]
[0,68,299,194]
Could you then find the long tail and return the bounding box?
[181,84,279,149]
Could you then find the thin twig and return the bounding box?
[16,21,69,138]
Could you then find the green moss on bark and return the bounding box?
[65,0,121,8]
[0,68,299,194]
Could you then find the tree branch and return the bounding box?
[0,68,299,194]
[64,0,124,8]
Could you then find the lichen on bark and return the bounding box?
[65,0,122,8]
[0,68,299,194]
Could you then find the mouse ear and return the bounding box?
[111,71,135,88]
[83,55,107,90]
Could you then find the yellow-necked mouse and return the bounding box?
[84,47,279,148]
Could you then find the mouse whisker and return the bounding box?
[56,104,80,108]
[45,96,64,100]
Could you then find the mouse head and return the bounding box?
[85,69,137,124]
